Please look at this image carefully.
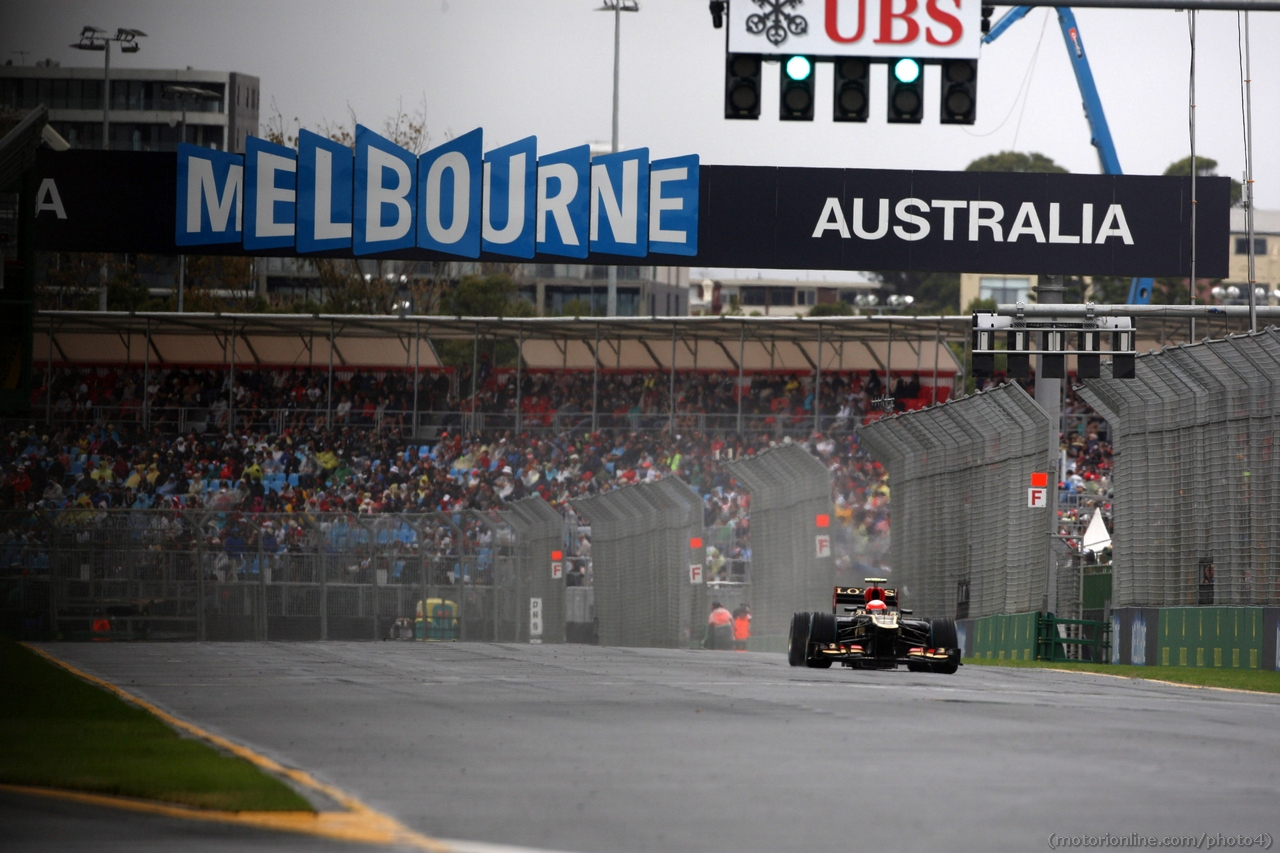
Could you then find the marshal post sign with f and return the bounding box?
[32,140,1228,279]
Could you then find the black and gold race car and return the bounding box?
[787,579,961,674]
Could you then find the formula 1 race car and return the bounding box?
[787,580,961,674]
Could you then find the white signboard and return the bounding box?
[690,564,704,584]
[529,597,543,641]
[728,0,982,60]
[1027,487,1048,508]
[815,534,831,559]
[551,561,563,580]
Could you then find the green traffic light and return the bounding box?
[785,55,812,81]
[893,58,921,84]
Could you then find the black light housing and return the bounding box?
[709,0,725,28]
[887,58,923,123]
[725,53,762,120]
[779,55,815,121]
[939,59,977,124]
[833,57,869,122]
[1006,329,1030,379]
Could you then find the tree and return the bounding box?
[556,298,596,318]
[433,274,535,383]
[1163,156,1243,207]
[808,301,853,317]
[1080,276,1130,305]
[38,253,167,312]
[443,273,533,318]
[965,151,1069,173]
[264,94,432,154]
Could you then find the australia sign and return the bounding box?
[728,0,983,60]
[32,148,1227,278]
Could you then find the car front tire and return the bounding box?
[805,612,837,669]
[787,612,810,667]
[928,617,961,674]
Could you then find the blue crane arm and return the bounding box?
[982,5,1033,43]
[1052,7,1122,175]
[982,6,1153,304]
[982,6,1121,174]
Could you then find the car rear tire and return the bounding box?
[929,617,960,674]
[806,611,837,668]
[787,612,810,667]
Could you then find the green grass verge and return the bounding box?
[0,641,313,812]
[966,656,1280,693]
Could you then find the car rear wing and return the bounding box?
[832,586,899,613]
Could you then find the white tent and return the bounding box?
[1082,509,1112,553]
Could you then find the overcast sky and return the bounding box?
[7,1,1278,213]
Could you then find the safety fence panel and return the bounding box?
[0,508,553,642]
[1157,606,1266,669]
[1080,329,1280,608]
[963,611,1041,661]
[650,477,706,647]
[857,383,1053,620]
[570,478,704,648]
[47,508,201,640]
[503,495,567,644]
[724,443,834,643]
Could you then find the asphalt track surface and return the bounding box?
[27,642,1280,853]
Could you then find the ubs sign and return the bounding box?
[174,129,699,259]
[729,0,982,60]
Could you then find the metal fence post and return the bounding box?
[669,323,677,434]
[592,323,600,433]
[142,318,151,432]
[413,322,421,439]
[228,319,237,435]
[326,321,335,430]
[516,326,524,434]
[258,527,267,640]
[737,323,745,434]
[814,323,822,435]
[196,532,205,641]
[471,324,480,434]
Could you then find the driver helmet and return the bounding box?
[866,599,887,612]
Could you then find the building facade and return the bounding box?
[691,276,879,317]
[956,273,1039,313]
[0,63,258,153]
[258,259,691,317]
[1226,208,1280,295]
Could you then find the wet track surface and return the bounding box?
[26,642,1280,852]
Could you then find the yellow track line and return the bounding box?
[20,643,452,852]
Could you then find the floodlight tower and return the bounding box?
[69,26,147,150]
[595,0,639,316]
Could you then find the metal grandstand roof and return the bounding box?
[34,311,969,374]
[34,308,1224,373]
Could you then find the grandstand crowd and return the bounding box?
[0,364,1114,581]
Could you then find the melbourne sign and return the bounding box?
[176,128,700,259]
[728,0,983,60]
[32,148,1228,278]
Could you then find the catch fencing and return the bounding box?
[856,383,1053,620]
[1078,329,1280,608]
[0,501,569,642]
[724,443,835,642]
[504,495,567,643]
[570,477,704,648]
